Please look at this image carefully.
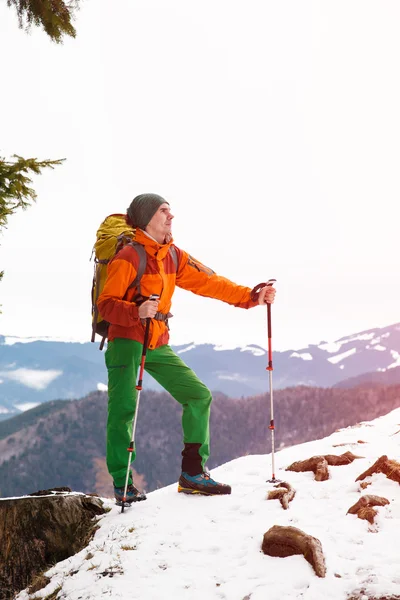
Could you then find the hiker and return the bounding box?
[97,193,276,504]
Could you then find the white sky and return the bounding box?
[10,406,400,600]
[0,1,399,351]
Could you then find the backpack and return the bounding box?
[91,213,177,350]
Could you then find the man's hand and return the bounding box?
[138,297,159,318]
[258,285,276,305]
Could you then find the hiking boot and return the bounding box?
[114,483,147,505]
[178,471,231,496]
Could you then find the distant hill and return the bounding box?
[1,322,399,420]
[1,382,400,498]
[334,364,400,388]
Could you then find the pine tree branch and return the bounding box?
[6,0,80,43]
[0,154,65,229]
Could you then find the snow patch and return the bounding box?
[322,333,375,353]
[213,344,239,352]
[2,335,87,345]
[318,341,344,353]
[327,347,357,364]
[97,383,108,392]
[240,345,265,357]
[290,352,313,361]
[0,406,11,414]
[177,344,196,354]
[372,345,386,351]
[0,368,62,390]
[387,350,400,370]
[14,402,41,412]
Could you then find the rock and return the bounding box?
[286,451,363,481]
[356,455,400,485]
[347,494,390,524]
[286,455,329,481]
[0,489,105,600]
[261,525,326,578]
[266,481,296,509]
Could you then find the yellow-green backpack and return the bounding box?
[90,213,145,349]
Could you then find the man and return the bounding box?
[97,193,276,504]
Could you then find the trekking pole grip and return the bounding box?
[137,319,150,390]
[136,294,158,390]
[267,302,273,371]
[265,278,275,372]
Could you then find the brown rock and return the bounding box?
[267,481,296,509]
[261,525,326,578]
[286,456,329,481]
[347,494,389,524]
[356,455,400,485]
[286,451,363,481]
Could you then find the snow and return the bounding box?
[240,345,266,357]
[97,383,108,392]
[1,335,86,345]
[318,341,344,353]
[387,350,400,370]
[327,347,357,364]
[13,408,400,600]
[372,345,386,352]
[13,402,40,412]
[290,352,313,361]
[341,333,376,343]
[177,344,197,354]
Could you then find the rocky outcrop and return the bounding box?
[0,487,105,600]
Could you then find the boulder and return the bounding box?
[0,488,105,600]
[262,524,326,578]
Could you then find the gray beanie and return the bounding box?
[127,193,168,230]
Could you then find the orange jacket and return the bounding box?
[97,228,258,350]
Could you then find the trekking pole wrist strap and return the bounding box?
[250,282,268,302]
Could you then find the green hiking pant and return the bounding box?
[105,338,212,487]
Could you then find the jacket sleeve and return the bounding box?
[97,255,140,326]
[175,248,258,309]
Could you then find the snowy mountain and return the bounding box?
[10,406,400,600]
[0,322,399,420]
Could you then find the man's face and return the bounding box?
[145,202,174,242]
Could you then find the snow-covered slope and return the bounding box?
[13,407,400,600]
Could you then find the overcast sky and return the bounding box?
[0,1,399,351]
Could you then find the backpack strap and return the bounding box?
[127,241,147,294]
[169,245,178,272]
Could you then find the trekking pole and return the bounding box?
[121,294,159,513]
[264,279,281,484]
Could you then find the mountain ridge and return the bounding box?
[0,321,399,420]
